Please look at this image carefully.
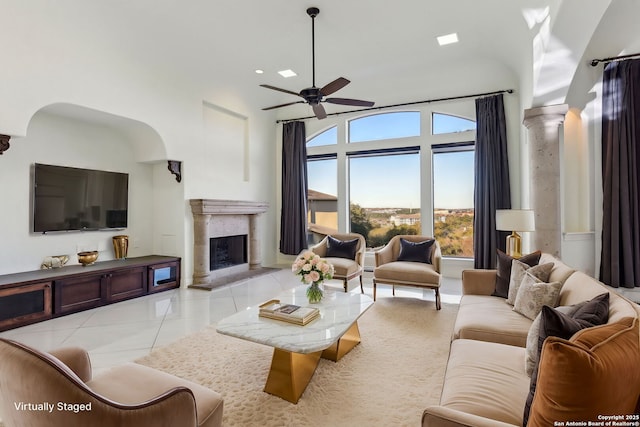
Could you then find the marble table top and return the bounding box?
[216,286,374,354]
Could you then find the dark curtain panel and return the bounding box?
[473,94,511,268]
[280,121,309,255]
[600,59,640,288]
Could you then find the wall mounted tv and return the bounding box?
[33,163,129,233]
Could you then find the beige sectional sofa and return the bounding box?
[423,254,640,427]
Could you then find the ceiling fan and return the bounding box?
[261,7,375,120]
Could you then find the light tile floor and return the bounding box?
[0,268,462,375]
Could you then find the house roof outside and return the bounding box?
[308,189,337,201]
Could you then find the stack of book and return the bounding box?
[258,300,320,326]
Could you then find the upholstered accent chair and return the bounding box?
[373,235,442,309]
[0,338,224,427]
[310,233,366,292]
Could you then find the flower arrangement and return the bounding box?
[292,250,334,303]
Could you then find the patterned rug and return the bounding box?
[136,297,458,427]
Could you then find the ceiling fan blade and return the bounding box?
[260,84,302,97]
[320,77,350,96]
[325,97,375,107]
[312,104,327,120]
[262,101,305,111]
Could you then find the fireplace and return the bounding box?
[190,199,269,288]
[210,235,248,271]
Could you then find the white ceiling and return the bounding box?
[7,0,639,121]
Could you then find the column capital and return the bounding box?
[523,104,569,129]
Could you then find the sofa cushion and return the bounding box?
[526,317,640,426]
[397,238,435,264]
[439,339,530,426]
[494,250,541,298]
[506,261,553,306]
[325,256,360,277]
[374,261,440,286]
[453,295,532,347]
[325,236,359,259]
[524,293,610,377]
[513,278,562,320]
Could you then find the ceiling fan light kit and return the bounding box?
[261,7,375,120]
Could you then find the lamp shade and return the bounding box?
[495,209,535,232]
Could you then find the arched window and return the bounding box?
[349,111,420,143]
[432,113,475,135]
[307,126,337,147]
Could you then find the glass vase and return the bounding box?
[306,282,324,304]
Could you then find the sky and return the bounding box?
[307,112,475,209]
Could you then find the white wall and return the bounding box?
[0,112,155,274]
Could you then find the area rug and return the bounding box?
[136,297,458,427]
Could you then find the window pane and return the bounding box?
[349,112,420,143]
[432,150,474,257]
[349,152,420,249]
[307,158,338,244]
[432,113,476,135]
[307,126,337,147]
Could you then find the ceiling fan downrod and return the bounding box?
[307,7,319,88]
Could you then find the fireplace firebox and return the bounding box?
[210,235,248,271]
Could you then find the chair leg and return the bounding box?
[359,275,364,294]
[435,288,442,310]
[343,278,348,293]
[373,279,377,301]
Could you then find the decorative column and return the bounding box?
[192,213,212,285]
[249,214,262,269]
[523,104,568,257]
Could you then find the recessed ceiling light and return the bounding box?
[437,33,459,46]
[278,69,297,78]
[255,69,264,74]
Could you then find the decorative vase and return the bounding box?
[112,235,129,259]
[306,282,324,304]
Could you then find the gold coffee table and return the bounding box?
[216,287,373,403]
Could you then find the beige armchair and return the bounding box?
[0,338,223,427]
[373,235,442,309]
[310,233,366,292]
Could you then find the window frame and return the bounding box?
[431,112,476,135]
[431,141,476,259]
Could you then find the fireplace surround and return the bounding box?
[190,199,268,288]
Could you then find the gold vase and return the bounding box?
[112,235,129,259]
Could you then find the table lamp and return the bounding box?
[495,209,535,258]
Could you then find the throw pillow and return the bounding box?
[506,261,554,306]
[512,276,562,320]
[525,305,577,377]
[524,292,610,377]
[493,250,541,298]
[396,238,435,264]
[522,295,611,424]
[325,236,359,260]
[526,317,640,426]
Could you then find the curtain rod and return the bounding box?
[590,52,640,67]
[275,88,514,124]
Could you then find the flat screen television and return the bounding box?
[33,163,129,233]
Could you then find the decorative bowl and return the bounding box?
[77,251,99,266]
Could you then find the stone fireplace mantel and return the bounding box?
[190,199,269,287]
